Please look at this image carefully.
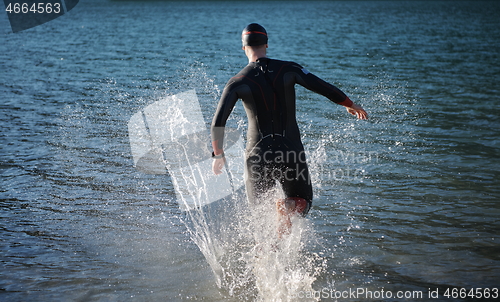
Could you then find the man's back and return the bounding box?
[212,57,350,153]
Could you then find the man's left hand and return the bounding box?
[212,157,226,175]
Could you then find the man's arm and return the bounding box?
[211,83,239,174]
[293,65,368,120]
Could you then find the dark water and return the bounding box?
[1,1,499,301]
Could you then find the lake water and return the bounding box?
[1,0,499,301]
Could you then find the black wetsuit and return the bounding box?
[211,58,352,214]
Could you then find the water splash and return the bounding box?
[125,63,331,299]
[180,187,327,301]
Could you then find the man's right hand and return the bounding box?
[346,103,368,120]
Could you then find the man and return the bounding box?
[211,23,368,236]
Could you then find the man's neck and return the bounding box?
[249,56,267,63]
[245,46,267,63]
[248,53,266,63]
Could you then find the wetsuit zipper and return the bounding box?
[260,58,286,145]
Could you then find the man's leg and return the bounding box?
[276,197,310,237]
[276,160,313,237]
[244,155,276,206]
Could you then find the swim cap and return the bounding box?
[242,23,268,46]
